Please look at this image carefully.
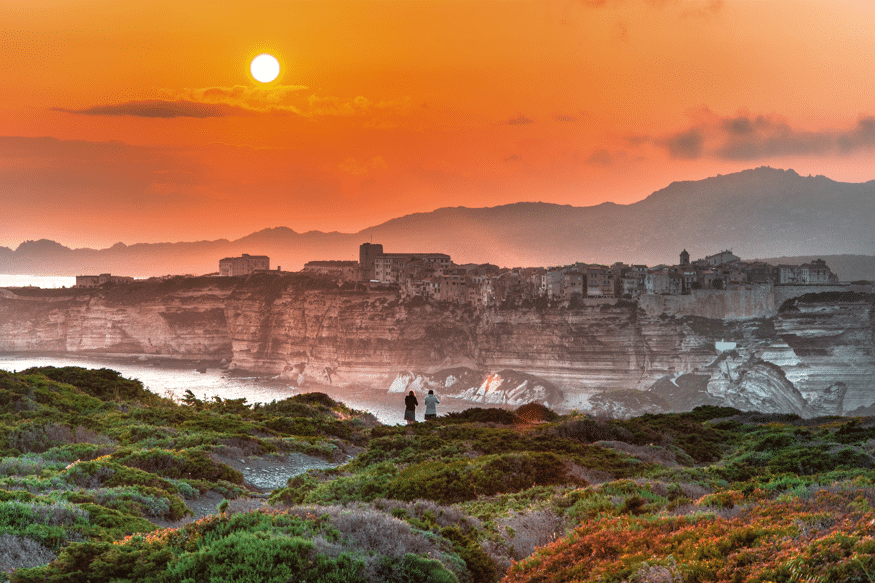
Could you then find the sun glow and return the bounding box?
[250,54,280,83]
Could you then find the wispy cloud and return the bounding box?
[53,99,256,118]
[585,149,614,165]
[646,0,723,16]
[570,0,723,15]
[657,108,875,161]
[54,85,412,120]
[660,128,705,159]
[507,114,534,125]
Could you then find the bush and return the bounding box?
[441,408,521,425]
[515,404,558,424]
[551,418,634,443]
[19,367,153,403]
[0,534,57,573]
[399,553,459,583]
[166,531,366,583]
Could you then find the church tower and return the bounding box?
[680,249,690,266]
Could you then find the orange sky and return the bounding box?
[2,0,874,249]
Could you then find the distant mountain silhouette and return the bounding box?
[2,167,874,278]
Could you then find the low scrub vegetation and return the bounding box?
[4,367,875,582]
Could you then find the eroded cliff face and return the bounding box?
[1,278,872,417]
[770,302,875,413]
[0,283,234,357]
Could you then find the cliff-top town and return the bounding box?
[75,243,842,309]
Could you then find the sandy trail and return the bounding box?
[151,452,343,528]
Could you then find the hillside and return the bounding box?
[4,367,875,582]
[2,167,873,277]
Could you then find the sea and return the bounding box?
[0,275,77,289]
[0,353,482,426]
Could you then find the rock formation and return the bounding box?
[1,276,872,417]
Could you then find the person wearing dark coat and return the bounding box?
[404,390,418,425]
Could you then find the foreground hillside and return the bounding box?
[3,368,875,582]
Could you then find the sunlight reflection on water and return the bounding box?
[0,275,77,289]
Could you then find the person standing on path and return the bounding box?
[424,389,440,420]
[404,390,418,425]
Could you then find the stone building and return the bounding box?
[359,243,383,281]
[303,260,359,280]
[586,266,614,297]
[219,254,270,276]
[777,259,838,284]
[373,253,451,284]
[702,250,740,267]
[359,243,450,284]
[75,273,134,288]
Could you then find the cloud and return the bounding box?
[585,149,614,166]
[338,156,388,177]
[660,129,705,159]
[647,0,723,16]
[555,114,577,122]
[504,154,523,163]
[838,117,875,152]
[679,0,724,18]
[656,108,875,161]
[0,135,204,209]
[624,134,651,147]
[54,85,412,121]
[568,0,723,15]
[53,99,256,118]
[507,114,534,125]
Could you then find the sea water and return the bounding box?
[0,353,479,425]
[0,275,77,289]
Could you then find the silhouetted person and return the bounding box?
[404,390,418,425]
[424,389,440,420]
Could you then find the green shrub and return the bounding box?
[112,447,242,483]
[286,451,572,506]
[441,408,521,425]
[399,553,459,583]
[550,418,633,443]
[19,367,155,403]
[440,525,497,583]
[515,403,558,424]
[167,531,366,583]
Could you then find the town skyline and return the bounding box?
[2,1,874,250]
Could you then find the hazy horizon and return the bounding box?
[2,165,873,254]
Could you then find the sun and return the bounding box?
[250,54,280,83]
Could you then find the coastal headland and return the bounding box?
[2,274,873,417]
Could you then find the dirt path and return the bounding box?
[152,452,342,528]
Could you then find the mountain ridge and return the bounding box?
[2,166,873,277]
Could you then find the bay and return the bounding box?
[0,275,77,289]
[0,353,483,425]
